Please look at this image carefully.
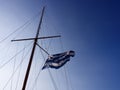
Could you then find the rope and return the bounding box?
[30,69,42,90]
[64,66,70,90]
[10,43,18,90]
[30,43,47,90]
[15,46,25,90]
[48,69,58,90]
[46,39,53,51]
[0,11,41,44]
[36,43,50,55]
[41,40,58,90]
[40,47,58,90]
[65,65,75,90]
[59,37,64,51]
[59,37,74,90]
[31,39,59,90]
[29,45,46,90]
[12,20,33,40]
[0,41,33,69]
[3,44,32,90]
[0,42,12,64]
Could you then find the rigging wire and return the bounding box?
[0,42,12,63]
[37,35,61,90]
[2,42,33,90]
[48,69,58,90]
[47,39,53,51]
[30,46,47,90]
[60,39,70,90]
[64,66,70,90]
[59,37,74,90]
[30,68,42,90]
[31,40,59,90]
[35,30,72,90]
[36,43,49,55]
[31,48,41,90]
[42,39,59,89]
[33,53,38,90]
[15,46,25,90]
[26,48,42,90]
[12,20,34,40]
[30,35,74,90]
[0,11,41,44]
[29,40,52,90]
[10,43,18,90]
[40,48,58,90]
[66,66,75,90]
[0,41,33,69]
[40,41,58,90]
[58,37,72,90]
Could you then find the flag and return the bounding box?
[42,50,75,70]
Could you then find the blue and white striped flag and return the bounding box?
[42,50,75,70]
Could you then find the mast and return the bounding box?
[22,7,45,90]
[11,6,61,90]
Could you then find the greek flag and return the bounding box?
[42,50,75,70]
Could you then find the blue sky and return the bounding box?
[46,1,120,89]
[0,0,120,90]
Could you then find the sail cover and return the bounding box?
[42,50,75,70]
